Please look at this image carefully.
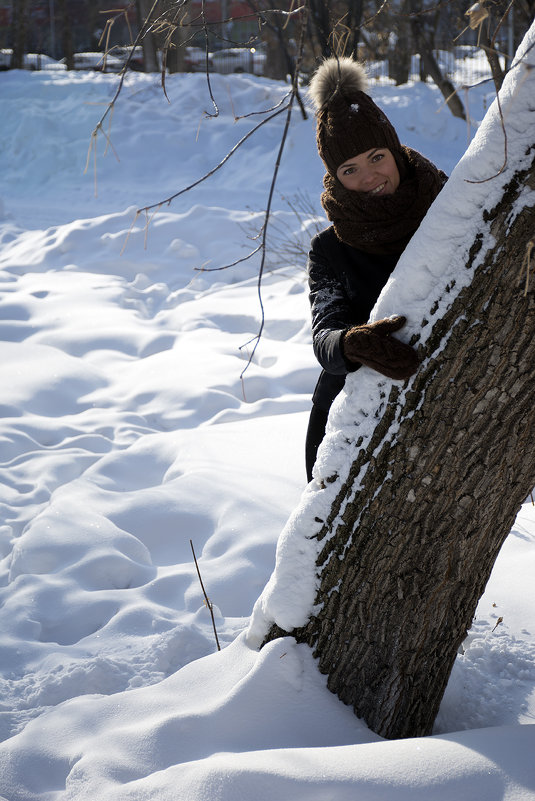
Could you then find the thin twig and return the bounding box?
[199,0,219,118]
[398,0,462,18]
[237,5,308,379]
[194,243,263,272]
[119,208,141,256]
[190,539,221,652]
[85,0,161,191]
[137,103,290,214]
[234,90,293,121]
[182,3,304,30]
[464,64,532,185]
[143,205,161,250]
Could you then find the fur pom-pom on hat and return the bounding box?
[309,56,368,110]
[310,56,402,177]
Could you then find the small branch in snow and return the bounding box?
[190,539,221,652]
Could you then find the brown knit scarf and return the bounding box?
[321,146,447,255]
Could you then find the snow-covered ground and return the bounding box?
[0,36,534,800]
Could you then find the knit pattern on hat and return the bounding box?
[309,56,401,176]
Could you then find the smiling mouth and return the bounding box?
[370,182,386,195]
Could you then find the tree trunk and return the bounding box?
[136,0,160,73]
[10,0,30,69]
[242,1,288,81]
[346,0,364,56]
[286,179,534,738]
[308,0,332,58]
[388,16,410,86]
[480,25,506,93]
[409,1,465,119]
[255,25,535,740]
[260,23,288,81]
[159,0,185,74]
[56,0,74,70]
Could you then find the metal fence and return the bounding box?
[368,45,505,89]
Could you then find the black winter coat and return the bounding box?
[308,225,400,410]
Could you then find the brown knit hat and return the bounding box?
[309,56,402,177]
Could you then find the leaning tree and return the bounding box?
[247,23,535,739]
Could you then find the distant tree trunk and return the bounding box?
[261,36,535,739]
[136,0,160,73]
[480,17,507,93]
[159,0,185,74]
[481,39,506,92]
[56,0,74,70]
[10,0,30,69]
[346,0,364,56]
[409,0,465,119]
[163,30,184,74]
[308,0,332,57]
[263,24,290,81]
[243,0,289,83]
[388,9,411,85]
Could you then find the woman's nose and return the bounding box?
[360,168,375,187]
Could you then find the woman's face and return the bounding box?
[336,148,400,195]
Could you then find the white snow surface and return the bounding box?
[0,25,534,800]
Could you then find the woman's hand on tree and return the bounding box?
[342,316,419,380]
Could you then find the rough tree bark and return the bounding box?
[257,28,535,739]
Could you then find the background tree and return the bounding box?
[307,0,332,57]
[342,0,365,54]
[9,0,30,69]
[388,0,411,85]
[255,27,535,739]
[4,0,530,124]
[159,0,187,74]
[245,0,296,82]
[57,0,74,71]
[136,0,160,73]
[408,0,466,118]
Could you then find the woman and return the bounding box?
[305,57,447,481]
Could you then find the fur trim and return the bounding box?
[308,57,368,110]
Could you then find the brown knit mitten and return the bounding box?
[342,315,418,380]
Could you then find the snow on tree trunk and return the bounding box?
[247,24,535,739]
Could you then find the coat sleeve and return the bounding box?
[307,233,359,376]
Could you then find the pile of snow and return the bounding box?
[0,34,533,801]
